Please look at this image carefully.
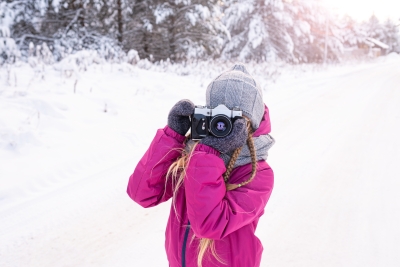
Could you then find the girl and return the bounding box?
[127,64,275,267]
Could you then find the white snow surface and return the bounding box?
[1,56,400,266]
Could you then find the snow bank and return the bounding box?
[0,61,210,211]
[385,52,400,61]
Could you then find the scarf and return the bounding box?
[185,134,275,168]
[220,134,275,168]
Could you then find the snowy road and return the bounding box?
[263,59,400,267]
[1,59,400,267]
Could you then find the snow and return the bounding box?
[186,12,197,26]
[386,52,400,61]
[143,19,153,32]
[298,21,311,35]
[154,5,174,24]
[51,0,61,13]
[365,37,390,49]
[195,5,211,20]
[248,15,266,50]
[0,2,14,36]
[1,55,400,266]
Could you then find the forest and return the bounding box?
[1,0,399,65]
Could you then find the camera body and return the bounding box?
[190,104,242,140]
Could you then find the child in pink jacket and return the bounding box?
[127,64,275,267]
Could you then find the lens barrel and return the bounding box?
[209,115,232,138]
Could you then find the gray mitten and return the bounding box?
[167,99,195,135]
[200,118,248,154]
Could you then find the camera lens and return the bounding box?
[215,121,226,132]
[210,115,232,138]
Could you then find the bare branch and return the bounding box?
[64,8,83,36]
[17,34,55,48]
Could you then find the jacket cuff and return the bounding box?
[194,143,220,156]
[163,126,186,143]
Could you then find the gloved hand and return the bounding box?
[167,99,195,135]
[200,118,248,154]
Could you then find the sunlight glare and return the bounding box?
[321,0,400,22]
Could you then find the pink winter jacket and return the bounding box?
[127,107,274,267]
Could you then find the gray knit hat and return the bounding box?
[206,64,264,130]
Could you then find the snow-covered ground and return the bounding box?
[1,54,400,267]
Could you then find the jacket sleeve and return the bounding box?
[184,144,274,240]
[127,126,186,208]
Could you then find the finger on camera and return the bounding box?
[231,118,247,135]
[171,99,194,116]
[225,119,247,144]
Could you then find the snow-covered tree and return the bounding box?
[222,0,346,63]
[381,19,400,52]
[1,0,398,63]
[361,15,386,41]
[340,15,367,48]
[34,0,125,60]
[0,1,21,65]
[123,0,228,61]
[283,0,314,62]
[222,0,296,62]
[283,0,344,63]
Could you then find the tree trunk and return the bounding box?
[168,15,176,61]
[117,0,123,43]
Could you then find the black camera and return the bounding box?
[190,104,242,140]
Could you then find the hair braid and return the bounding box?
[238,128,257,187]
[225,121,257,191]
[223,146,242,183]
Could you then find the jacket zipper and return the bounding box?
[182,220,191,267]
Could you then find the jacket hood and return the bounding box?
[253,105,271,137]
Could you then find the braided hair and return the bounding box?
[225,120,257,191]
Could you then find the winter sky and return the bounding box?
[322,0,400,22]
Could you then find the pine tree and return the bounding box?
[382,19,400,52]
[0,1,21,64]
[284,0,344,63]
[2,0,397,63]
[283,0,312,62]
[123,0,227,61]
[362,15,386,41]
[222,0,295,62]
[340,15,366,48]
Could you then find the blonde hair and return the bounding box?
[166,120,257,267]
